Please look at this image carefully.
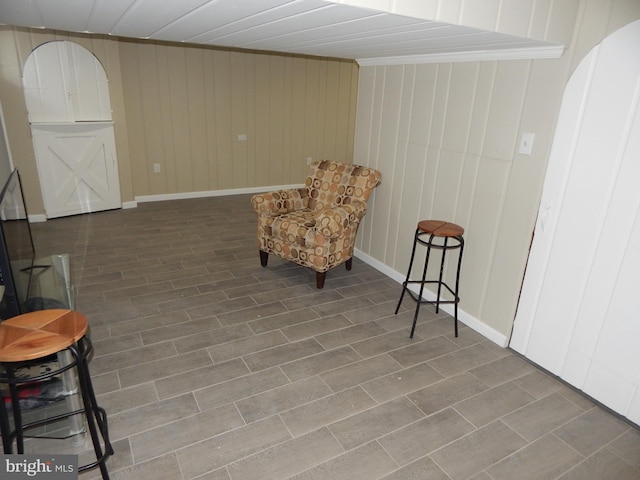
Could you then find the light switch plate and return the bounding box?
[519,132,535,155]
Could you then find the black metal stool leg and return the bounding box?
[6,366,25,453]
[410,233,433,338]
[0,391,11,454]
[453,237,464,337]
[434,236,449,314]
[395,227,420,314]
[70,339,112,480]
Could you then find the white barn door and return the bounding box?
[23,41,120,218]
[510,20,640,425]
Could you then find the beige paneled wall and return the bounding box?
[0,26,357,211]
[354,0,640,342]
[119,40,358,197]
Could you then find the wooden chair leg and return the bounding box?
[315,271,326,289]
[259,250,269,267]
[346,258,353,271]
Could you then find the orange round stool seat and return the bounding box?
[395,220,465,338]
[0,309,113,479]
[0,309,88,362]
[417,220,464,238]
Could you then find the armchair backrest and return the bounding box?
[305,160,382,211]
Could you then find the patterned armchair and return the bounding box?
[251,160,382,288]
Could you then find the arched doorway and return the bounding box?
[510,20,640,425]
[23,40,121,218]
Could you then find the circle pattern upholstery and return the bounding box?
[251,160,382,273]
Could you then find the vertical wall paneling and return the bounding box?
[386,64,415,266]
[118,42,147,196]
[282,56,294,181]
[186,48,208,192]
[291,57,307,178]
[14,35,358,199]
[270,54,285,185]
[369,65,403,261]
[355,66,384,254]
[167,45,191,193]
[213,50,234,188]
[354,52,538,343]
[230,51,248,187]
[114,43,358,195]
[253,53,270,186]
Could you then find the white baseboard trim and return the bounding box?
[134,184,304,203]
[28,213,48,223]
[29,185,301,222]
[354,248,508,347]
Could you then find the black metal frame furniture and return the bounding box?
[0,309,113,479]
[395,220,465,338]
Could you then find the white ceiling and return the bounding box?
[0,0,561,64]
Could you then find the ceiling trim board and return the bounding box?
[356,44,566,66]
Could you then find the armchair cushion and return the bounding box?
[251,188,309,215]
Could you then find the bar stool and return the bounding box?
[395,220,464,338]
[0,309,113,479]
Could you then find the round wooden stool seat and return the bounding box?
[0,309,113,479]
[417,220,464,237]
[0,309,88,362]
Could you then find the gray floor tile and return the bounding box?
[130,404,244,463]
[289,441,398,480]
[429,420,528,480]
[328,397,425,450]
[279,346,363,382]
[279,386,376,437]
[554,407,631,456]
[486,434,583,480]
[501,392,585,441]
[24,195,639,480]
[155,358,250,399]
[557,448,640,480]
[242,338,325,372]
[235,376,332,423]
[379,456,452,480]
[176,416,291,479]
[454,381,536,427]
[361,361,444,403]
[379,407,475,466]
[320,353,402,392]
[407,373,489,416]
[226,428,343,480]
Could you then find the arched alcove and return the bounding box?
[23,41,121,218]
[23,40,112,123]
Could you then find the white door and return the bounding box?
[23,41,120,217]
[31,123,120,218]
[510,20,640,425]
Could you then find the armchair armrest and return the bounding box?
[251,188,308,215]
[316,201,367,238]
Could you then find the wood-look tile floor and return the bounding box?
[27,194,640,480]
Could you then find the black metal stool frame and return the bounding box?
[0,335,114,479]
[395,226,464,338]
